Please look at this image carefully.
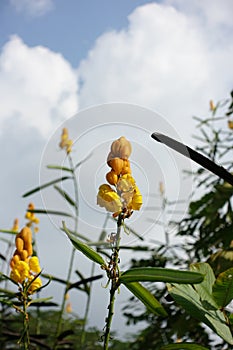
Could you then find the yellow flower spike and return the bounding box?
[209,99,216,112]
[159,181,165,195]
[228,120,233,130]
[29,256,41,274]
[66,302,72,313]
[97,184,122,213]
[10,261,30,284]
[25,203,40,229]
[59,127,69,148]
[59,128,73,154]
[97,136,142,219]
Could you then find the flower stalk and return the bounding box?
[97,136,143,349]
[54,129,79,349]
[103,214,122,349]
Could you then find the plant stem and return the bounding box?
[20,296,29,350]
[54,154,79,349]
[103,214,122,350]
[80,262,95,348]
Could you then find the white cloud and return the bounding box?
[165,0,233,27]
[10,0,54,17]
[0,35,78,137]
[78,1,233,142]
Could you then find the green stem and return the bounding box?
[32,227,41,348]
[80,262,95,348]
[20,295,29,350]
[80,214,110,347]
[103,214,122,350]
[54,154,79,349]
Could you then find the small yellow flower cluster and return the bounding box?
[59,128,73,154]
[10,226,42,294]
[228,120,233,130]
[97,136,142,218]
[209,100,216,112]
[25,203,39,232]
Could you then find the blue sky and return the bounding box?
[1,0,154,65]
[1,0,233,339]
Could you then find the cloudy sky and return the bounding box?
[1,0,233,339]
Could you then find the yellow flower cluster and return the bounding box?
[97,136,142,218]
[59,127,73,154]
[25,203,39,232]
[10,226,42,294]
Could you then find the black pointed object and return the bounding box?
[151,132,233,186]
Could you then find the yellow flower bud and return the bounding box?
[209,100,216,111]
[159,181,165,195]
[20,250,28,261]
[121,159,131,175]
[106,170,118,185]
[108,157,124,175]
[110,136,132,159]
[10,253,20,269]
[29,256,41,274]
[15,237,24,252]
[66,302,72,313]
[11,218,19,232]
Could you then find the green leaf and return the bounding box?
[0,229,17,235]
[54,185,77,209]
[167,263,233,344]
[60,227,90,242]
[119,267,204,284]
[212,267,233,308]
[63,222,106,266]
[124,281,167,316]
[28,209,73,218]
[190,263,218,309]
[0,272,19,286]
[47,164,73,173]
[74,152,93,170]
[29,297,53,306]
[22,176,71,197]
[160,343,210,350]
